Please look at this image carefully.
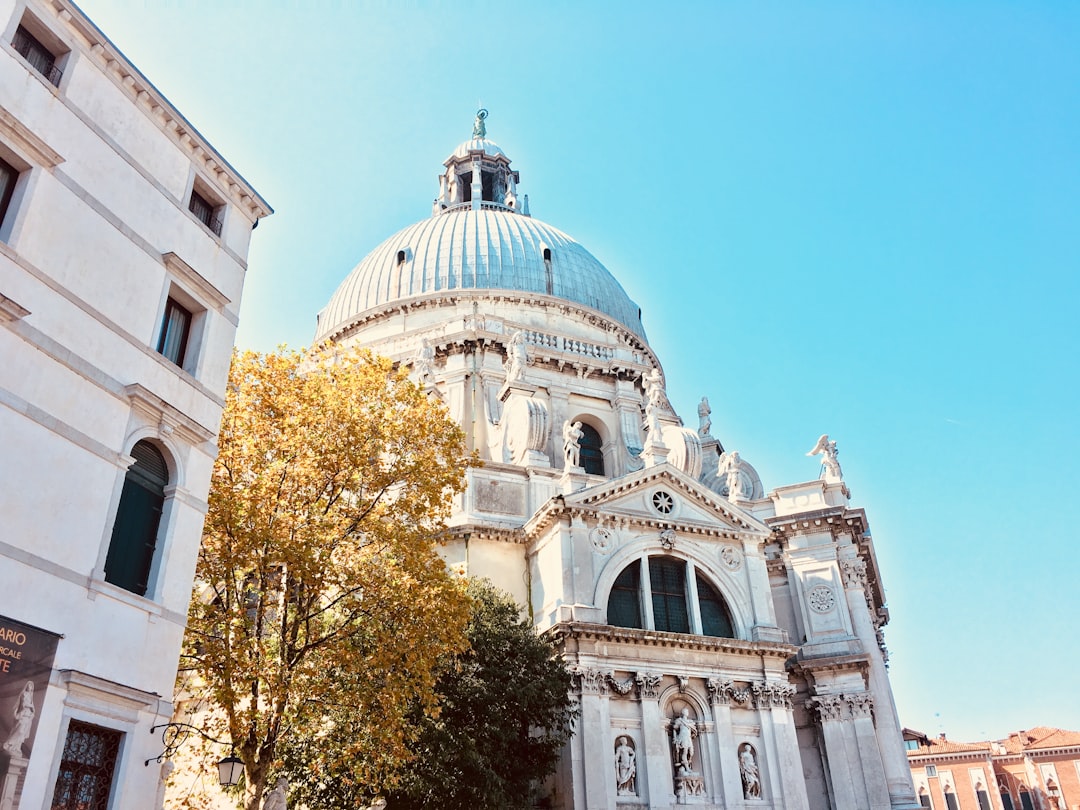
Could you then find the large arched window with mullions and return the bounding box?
[605,555,736,638]
[104,440,169,596]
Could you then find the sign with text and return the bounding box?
[0,615,60,764]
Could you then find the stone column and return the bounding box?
[577,668,614,810]
[848,692,892,810]
[808,695,863,810]
[636,672,671,807]
[841,558,920,809]
[706,678,742,807]
[754,681,811,809]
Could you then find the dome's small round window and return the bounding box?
[651,490,674,514]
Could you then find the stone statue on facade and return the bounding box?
[614,736,636,795]
[671,708,697,774]
[806,434,843,481]
[262,777,288,810]
[2,681,35,756]
[739,743,761,798]
[562,420,584,469]
[697,396,711,436]
[718,451,743,502]
[642,368,667,443]
[411,338,435,389]
[504,330,529,383]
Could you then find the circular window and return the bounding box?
[651,490,674,514]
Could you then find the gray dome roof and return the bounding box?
[315,208,646,342]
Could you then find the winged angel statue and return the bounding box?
[806,434,843,481]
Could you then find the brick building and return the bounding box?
[907,727,1080,810]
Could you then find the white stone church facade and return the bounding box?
[316,113,919,810]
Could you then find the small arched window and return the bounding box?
[579,423,604,476]
[104,441,168,596]
[396,249,406,266]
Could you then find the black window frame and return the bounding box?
[188,188,223,236]
[157,297,192,368]
[0,156,18,231]
[11,24,62,87]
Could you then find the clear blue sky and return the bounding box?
[78,1,1079,741]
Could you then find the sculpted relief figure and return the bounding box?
[697,396,711,435]
[562,420,584,469]
[3,681,35,756]
[262,777,288,810]
[806,433,843,481]
[739,743,761,799]
[505,330,529,383]
[671,708,697,774]
[614,736,637,795]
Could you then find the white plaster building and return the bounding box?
[317,111,919,810]
[0,1,270,807]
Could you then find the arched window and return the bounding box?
[579,423,604,475]
[104,440,168,596]
[943,785,959,810]
[606,556,735,639]
[608,565,642,629]
[1018,786,1034,810]
[918,787,932,809]
[696,572,735,637]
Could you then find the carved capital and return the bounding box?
[572,667,609,695]
[846,691,875,719]
[806,694,845,723]
[839,558,868,590]
[752,680,796,710]
[635,671,663,700]
[707,677,735,705]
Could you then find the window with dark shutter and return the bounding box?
[0,157,18,230]
[104,441,168,596]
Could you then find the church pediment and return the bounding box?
[526,463,770,541]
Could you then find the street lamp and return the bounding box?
[216,753,245,788]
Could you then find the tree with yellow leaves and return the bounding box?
[179,348,473,810]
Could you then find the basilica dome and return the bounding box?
[314,114,645,344]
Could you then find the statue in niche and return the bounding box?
[2,681,35,756]
[697,396,711,435]
[806,433,843,481]
[614,736,637,796]
[718,451,743,502]
[739,743,761,799]
[411,338,435,388]
[504,330,529,383]
[562,420,584,469]
[262,777,288,810]
[671,707,697,774]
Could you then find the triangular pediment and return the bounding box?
[525,463,770,541]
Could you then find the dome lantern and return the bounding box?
[433,109,527,216]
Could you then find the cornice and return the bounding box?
[0,103,63,167]
[549,621,798,659]
[45,0,272,219]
